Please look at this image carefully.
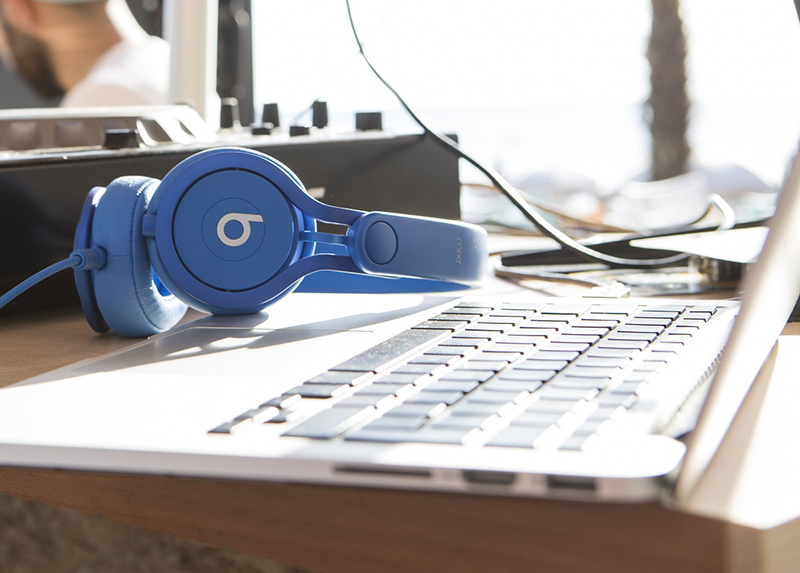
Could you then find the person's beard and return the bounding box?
[1,20,64,99]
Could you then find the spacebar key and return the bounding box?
[284,406,374,439]
[330,328,451,373]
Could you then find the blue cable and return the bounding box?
[0,248,106,312]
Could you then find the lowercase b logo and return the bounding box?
[216,212,264,247]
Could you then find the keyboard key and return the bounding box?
[408,354,461,366]
[384,402,448,419]
[607,332,658,342]
[537,386,599,402]
[516,358,569,371]
[559,434,597,451]
[266,407,308,424]
[476,317,523,326]
[649,344,678,354]
[627,318,672,327]
[209,418,253,434]
[440,369,496,383]
[631,362,663,374]
[551,334,600,345]
[450,304,494,313]
[688,304,718,314]
[609,381,646,395]
[538,341,591,353]
[432,414,500,431]
[261,393,302,409]
[622,371,655,383]
[392,363,448,375]
[451,402,511,417]
[571,356,629,368]
[374,373,430,385]
[541,303,590,315]
[424,345,474,356]
[466,388,528,405]
[470,351,521,362]
[483,379,544,393]
[635,310,680,320]
[524,399,575,414]
[685,311,713,322]
[498,369,557,382]
[572,319,619,329]
[335,393,396,409]
[519,316,569,328]
[527,350,580,362]
[237,406,280,424]
[485,425,551,448]
[361,416,427,431]
[586,347,640,359]
[501,334,548,345]
[511,411,571,427]
[460,360,508,372]
[405,391,464,406]
[597,393,638,408]
[332,328,451,373]
[597,340,649,350]
[618,324,665,334]
[354,382,415,397]
[284,406,374,439]
[561,327,610,337]
[587,405,626,422]
[449,332,494,341]
[438,338,483,348]
[490,310,536,319]
[671,326,698,336]
[306,371,373,386]
[484,341,536,352]
[464,325,507,334]
[549,377,608,390]
[291,383,351,398]
[647,304,686,313]
[522,316,570,325]
[565,367,617,379]
[425,380,481,393]
[347,427,478,445]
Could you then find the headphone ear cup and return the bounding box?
[91,176,188,337]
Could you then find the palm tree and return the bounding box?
[646,0,691,181]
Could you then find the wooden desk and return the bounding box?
[0,308,799,573]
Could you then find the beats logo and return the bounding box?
[216,212,264,247]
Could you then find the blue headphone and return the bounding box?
[66,147,487,337]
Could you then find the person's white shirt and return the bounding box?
[60,35,169,107]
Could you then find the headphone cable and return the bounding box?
[0,249,106,313]
[345,0,703,269]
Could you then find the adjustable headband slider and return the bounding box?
[348,212,488,284]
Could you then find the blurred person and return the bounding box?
[0,0,168,107]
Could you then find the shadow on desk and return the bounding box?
[0,493,307,573]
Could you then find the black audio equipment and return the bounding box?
[0,106,461,313]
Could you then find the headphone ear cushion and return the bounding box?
[91,176,188,337]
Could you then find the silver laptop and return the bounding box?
[0,150,798,504]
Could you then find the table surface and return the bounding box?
[1,306,799,573]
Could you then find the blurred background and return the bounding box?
[3,0,799,230]
[249,0,800,228]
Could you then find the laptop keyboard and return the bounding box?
[209,301,722,451]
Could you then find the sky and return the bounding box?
[251,1,800,189]
[253,0,800,111]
